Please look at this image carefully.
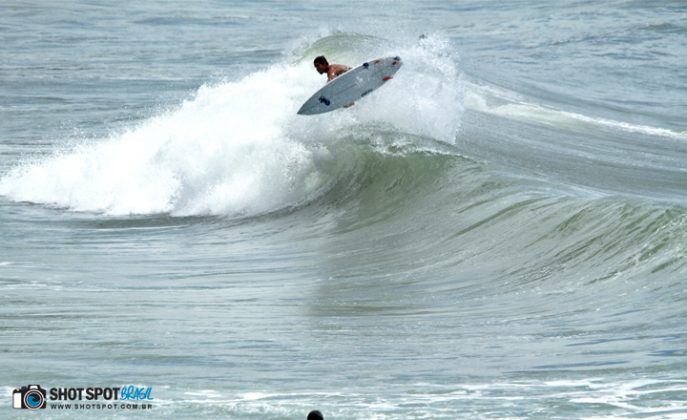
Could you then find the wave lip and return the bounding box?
[0,62,326,216]
[465,82,687,141]
[0,33,464,217]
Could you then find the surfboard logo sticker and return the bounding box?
[318,96,331,106]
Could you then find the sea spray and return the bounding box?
[0,35,464,216]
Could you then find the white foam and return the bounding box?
[0,62,325,216]
[352,36,464,144]
[466,82,687,141]
[0,35,463,216]
[111,379,687,418]
[239,392,270,401]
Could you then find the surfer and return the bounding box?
[312,56,355,108]
[313,56,350,82]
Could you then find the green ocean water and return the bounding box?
[1,1,686,418]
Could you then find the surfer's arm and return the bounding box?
[327,68,341,81]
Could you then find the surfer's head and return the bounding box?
[313,56,328,74]
[307,410,324,420]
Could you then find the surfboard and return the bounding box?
[297,56,402,115]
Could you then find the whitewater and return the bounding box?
[1,1,686,419]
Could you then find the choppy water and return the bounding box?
[1,1,686,418]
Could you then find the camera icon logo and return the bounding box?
[12,384,47,410]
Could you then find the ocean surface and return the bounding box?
[1,1,686,418]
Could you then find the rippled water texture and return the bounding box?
[1,1,686,418]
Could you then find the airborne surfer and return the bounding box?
[312,55,354,107]
[313,56,350,81]
[299,55,400,114]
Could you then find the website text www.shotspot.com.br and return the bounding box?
[11,384,154,411]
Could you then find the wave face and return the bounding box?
[1,3,687,417]
[0,34,462,216]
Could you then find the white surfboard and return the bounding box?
[297,56,402,115]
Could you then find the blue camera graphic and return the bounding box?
[12,384,47,409]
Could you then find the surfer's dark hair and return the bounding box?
[313,56,328,66]
[307,411,324,420]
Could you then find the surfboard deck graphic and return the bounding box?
[297,56,402,115]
